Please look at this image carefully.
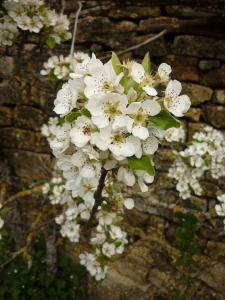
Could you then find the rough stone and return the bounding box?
[165,5,216,18]
[188,122,208,139]
[108,6,161,18]
[14,105,46,131]
[139,17,173,32]
[206,241,225,261]
[166,55,199,82]
[182,83,213,105]
[200,64,225,88]
[199,59,220,71]
[173,35,225,60]
[0,107,14,126]
[0,56,14,77]
[133,35,168,57]
[203,105,225,128]
[3,150,53,181]
[185,107,202,122]
[0,79,20,105]
[214,89,225,104]
[0,128,49,152]
[196,258,225,294]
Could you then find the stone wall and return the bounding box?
[1,1,225,299]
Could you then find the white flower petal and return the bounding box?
[124,198,134,210]
[165,80,182,98]
[130,62,145,83]
[132,126,149,140]
[143,86,157,96]
[143,136,159,154]
[141,99,161,116]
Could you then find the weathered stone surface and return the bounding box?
[206,241,225,260]
[165,5,216,18]
[200,64,225,88]
[3,150,53,181]
[199,59,220,71]
[139,17,173,32]
[173,35,225,59]
[0,107,14,126]
[1,2,225,299]
[108,6,161,18]
[166,55,199,82]
[0,79,20,105]
[155,149,176,171]
[14,105,46,131]
[188,122,208,139]
[214,89,225,104]
[196,258,225,294]
[203,105,225,128]
[0,56,14,77]
[133,35,168,57]
[0,128,49,152]
[185,107,202,122]
[182,83,213,105]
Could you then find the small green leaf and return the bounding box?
[120,76,140,94]
[150,109,181,130]
[48,72,58,82]
[57,117,65,126]
[65,112,81,123]
[81,108,91,117]
[128,155,155,176]
[111,52,122,75]
[142,52,151,74]
[46,37,56,49]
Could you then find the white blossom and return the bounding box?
[164,80,191,117]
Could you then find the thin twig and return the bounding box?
[61,0,66,13]
[118,29,168,55]
[70,1,82,57]
[100,29,168,60]
[0,248,25,270]
[4,185,44,207]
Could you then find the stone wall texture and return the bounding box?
[1,1,225,299]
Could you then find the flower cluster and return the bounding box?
[164,125,186,143]
[42,52,190,279]
[215,194,225,230]
[169,126,225,199]
[0,0,71,47]
[40,52,90,81]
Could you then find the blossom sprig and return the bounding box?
[215,194,225,231]
[42,51,190,279]
[169,126,225,199]
[0,0,71,47]
[40,52,91,81]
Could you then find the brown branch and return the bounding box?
[87,168,108,229]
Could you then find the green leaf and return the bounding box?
[128,155,155,176]
[65,112,81,123]
[142,52,151,74]
[81,108,91,117]
[111,52,122,75]
[120,76,140,94]
[150,109,181,130]
[46,37,56,49]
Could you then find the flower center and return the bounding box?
[104,101,121,118]
[133,111,146,125]
[82,125,92,135]
[141,75,155,88]
[112,132,124,144]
